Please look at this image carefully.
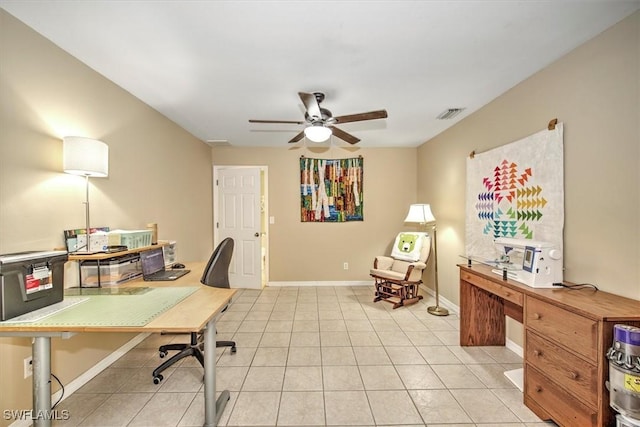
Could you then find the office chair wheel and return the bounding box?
[231,346,237,354]
[159,351,167,358]
[153,374,163,385]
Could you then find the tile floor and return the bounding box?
[54,285,553,426]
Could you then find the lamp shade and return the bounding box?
[404,204,436,224]
[63,136,109,177]
[304,124,332,142]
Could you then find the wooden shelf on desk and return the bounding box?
[68,243,167,261]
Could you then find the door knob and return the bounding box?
[255,232,260,237]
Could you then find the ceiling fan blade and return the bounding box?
[329,126,360,145]
[334,109,388,124]
[298,92,322,119]
[249,119,305,124]
[288,131,305,143]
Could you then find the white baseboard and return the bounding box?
[504,367,524,391]
[418,284,459,316]
[506,338,524,357]
[267,280,372,287]
[51,332,151,404]
[9,332,151,427]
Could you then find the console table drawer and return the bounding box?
[460,270,523,306]
[526,330,597,407]
[526,297,598,361]
[525,366,597,427]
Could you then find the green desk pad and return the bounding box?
[35,287,198,327]
[65,286,152,296]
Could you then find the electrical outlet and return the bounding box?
[24,356,33,379]
[343,262,349,270]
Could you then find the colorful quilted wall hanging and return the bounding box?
[465,122,564,258]
[300,156,363,222]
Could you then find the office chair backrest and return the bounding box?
[200,238,234,288]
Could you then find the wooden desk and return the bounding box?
[459,263,640,427]
[0,262,234,427]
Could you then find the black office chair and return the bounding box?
[152,238,237,384]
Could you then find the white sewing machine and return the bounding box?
[492,237,563,288]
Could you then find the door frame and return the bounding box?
[212,165,269,288]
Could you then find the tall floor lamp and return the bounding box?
[63,136,109,252]
[404,204,449,316]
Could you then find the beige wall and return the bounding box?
[2,5,638,423]
[0,10,213,423]
[417,12,640,345]
[211,146,419,282]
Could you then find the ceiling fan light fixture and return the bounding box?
[249,91,386,145]
[304,124,332,142]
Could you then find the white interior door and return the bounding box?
[215,167,263,289]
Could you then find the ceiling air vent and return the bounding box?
[436,108,465,120]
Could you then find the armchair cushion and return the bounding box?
[371,260,427,282]
[373,255,394,271]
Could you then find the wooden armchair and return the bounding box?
[370,232,431,309]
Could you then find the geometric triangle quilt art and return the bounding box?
[475,159,547,239]
[465,123,564,260]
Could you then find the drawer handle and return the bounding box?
[535,386,543,393]
[533,313,541,320]
[533,350,542,357]
[570,371,579,380]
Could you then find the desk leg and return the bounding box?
[203,319,229,427]
[33,336,52,427]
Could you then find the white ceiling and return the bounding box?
[2,1,638,148]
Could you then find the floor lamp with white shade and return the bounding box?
[63,136,109,252]
[404,203,449,316]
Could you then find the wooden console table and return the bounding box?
[459,263,640,427]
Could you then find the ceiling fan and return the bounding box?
[248,92,388,144]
